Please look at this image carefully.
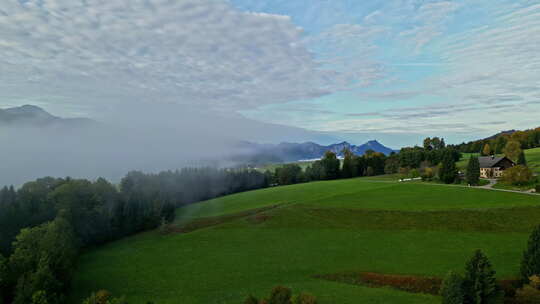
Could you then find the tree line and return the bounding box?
[0,168,269,304]
[454,127,540,154]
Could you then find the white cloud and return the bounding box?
[0,0,350,116]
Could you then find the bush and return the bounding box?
[292,293,317,304]
[410,169,420,178]
[421,167,435,181]
[515,276,540,304]
[267,286,292,304]
[536,184,540,193]
[501,165,534,186]
[440,271,464,304]
[244,295,259,304]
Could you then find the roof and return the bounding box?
[478,156,512,168]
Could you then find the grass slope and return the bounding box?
[69,178,540,304]
[525,147,540,174]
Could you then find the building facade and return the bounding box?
[478,156,515,179]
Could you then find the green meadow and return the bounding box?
[69,178,540,304]
[525,147,540,174]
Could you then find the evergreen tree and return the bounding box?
[439,152,457,184]
[463,250,500,304]
[341,149,355,179]
[440,271,465,304]
[517,151,527,166]
[521,225,540,283]
[466,156,480,185]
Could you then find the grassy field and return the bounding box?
[525,147,540,174]
[69,178,540,304]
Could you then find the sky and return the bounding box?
[1,0,540,149]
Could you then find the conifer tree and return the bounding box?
[439,152,457,184]
[517,151,527,166]
[521,225,540,283]
[463,250,500,304]
[466,156,480,185]
[341,149,355,179]
[440,271,465,304]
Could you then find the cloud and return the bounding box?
[0,0,354,116]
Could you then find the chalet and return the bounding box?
[478,156,515,178]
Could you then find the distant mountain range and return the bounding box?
[235,140,397,164]
[0,105,95,128]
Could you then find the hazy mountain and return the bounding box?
[235,140,397,164]
[0,105,95,128]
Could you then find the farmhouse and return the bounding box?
[478,156,515,178]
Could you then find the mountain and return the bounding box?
[0,105,95,128]
[234,140,397,164]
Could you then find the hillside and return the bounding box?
[235,140,397,164]
[0,105,95,128]
[457,147,540,174]
[69,178,540,303]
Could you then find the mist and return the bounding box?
[0,102,344,187]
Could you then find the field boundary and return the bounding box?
[314,271,519,297]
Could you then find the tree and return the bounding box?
[320,151,340,180]
[267,286,292,304]
[521,225,540,283]
[501,165,534,186]
[439,152,458,184]
[341,149,355,179]
[494,136,507,154]
[0,254,7,303]
[482,144,492,156]
[466,156,480,185]
[10,216,78,304]
[517,151,527,166]
[463,250,500,304]
[423,138,433,151]
[503,140,522,162]
[440,271,465,304]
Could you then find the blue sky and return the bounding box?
[1,0,539,147]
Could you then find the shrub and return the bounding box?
[292,293,317,304]
[410,169,420,178]
[440,271,464,304]
[463,250,502,304]
[501,165,534,186]
[421,167,435,181]
[267,286,292,304]
[244,295,259,304]
[521,225,540,283]
[536,184,540,193]
[514,276,540,304]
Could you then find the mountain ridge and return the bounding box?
[236,139,397,164]
[0,105,96,128]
